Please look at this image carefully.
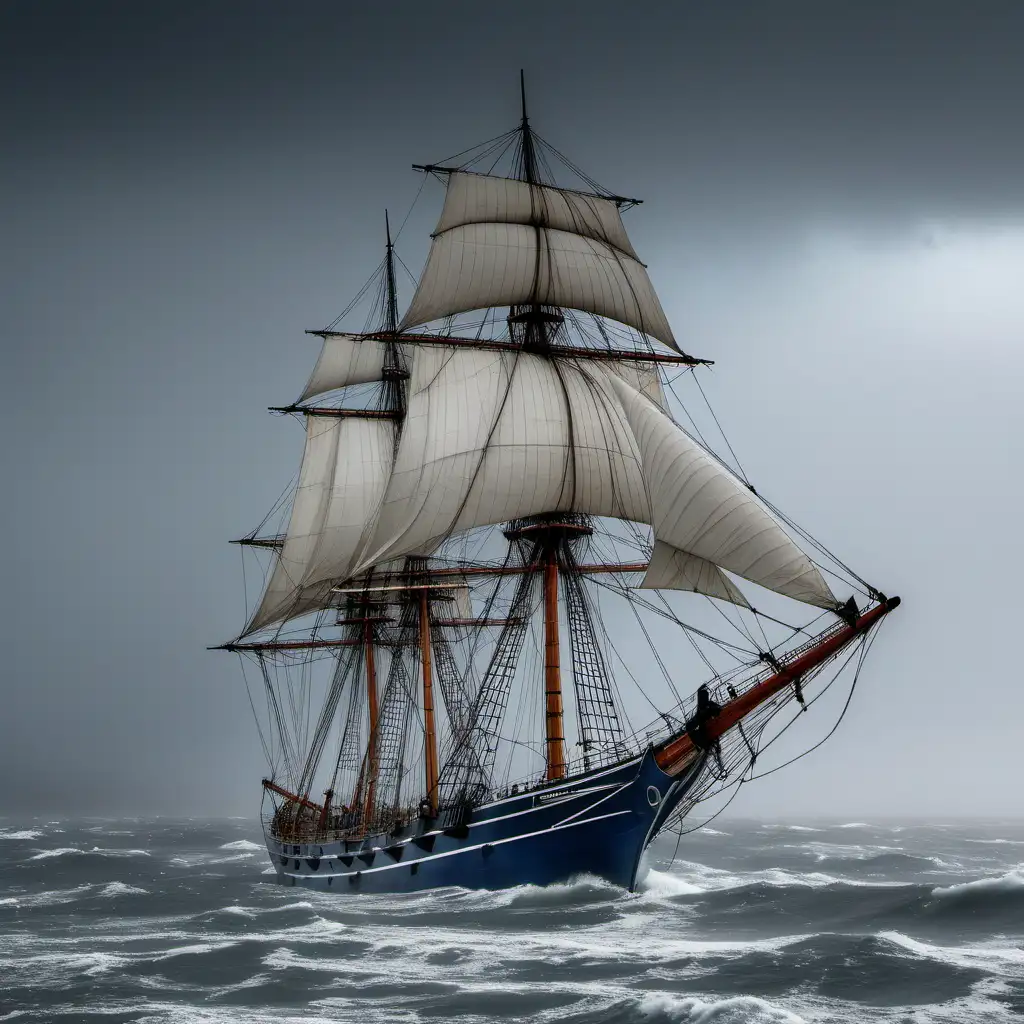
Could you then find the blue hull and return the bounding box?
[265,748,703,894]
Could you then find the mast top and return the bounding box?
[518,70,538,185]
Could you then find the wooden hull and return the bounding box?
[264,748,704,894]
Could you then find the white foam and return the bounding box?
[837,822,872,829]
[638,869,705,896]
[152,941,239,960]
[170,852,258,867]
[0,884,96,908]
[218,839,263,851]
[697,827,730,836]
[879,930,1024,977]
[965,838,1024,845]
[27,847,82,861]
[932,868,1024,897]
[0,830,44,841]
[27,846,149,861]
[637,992,806,1023]
[98,882,148,897]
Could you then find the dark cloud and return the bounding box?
[1,1,1021,817]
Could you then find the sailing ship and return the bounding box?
[216,77,899,894]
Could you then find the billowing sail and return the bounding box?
[399,172,676,350]
[353,346,653,572]
[300,334,403,402]
[244,414,397,634]
[642,541,751,607]
[434,171,639,258]
[609,376,839,609]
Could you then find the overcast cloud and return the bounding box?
[1,1,1022,818]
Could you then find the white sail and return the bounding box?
[609,376,839,610]
[434,171,639,259]
[399,223,677,351]
[642,541,751,607]
[300,334,403,402]
[352,346,653,572]
[603,359,667,411]
[245,415,396,634]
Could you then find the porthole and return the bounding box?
[646,785,661,807]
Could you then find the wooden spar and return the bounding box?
[345,561,649,581]
[433,617,523,627]
[419,591,440,815]
[655,596,901,775]
[262,778,323,814]
[268,406,400,419]
[305,329,712,367]
[543,554,567,781]
[230,535,285,549]
[362,620,380,824]
[217,638,361,652]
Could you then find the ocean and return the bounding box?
[0,818,1021,1023]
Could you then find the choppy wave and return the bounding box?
[1,818,1022,1023]
[27,846,150,861]
[0,830,44,841]
[218,840,263,852]
[932,868,1024,898]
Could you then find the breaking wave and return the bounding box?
[2,818,1022,1022]
[932,868,1024,898]
[27,847,150,861]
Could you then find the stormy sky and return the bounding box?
[2,1,1022,819]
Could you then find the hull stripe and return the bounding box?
[275,809,633,880]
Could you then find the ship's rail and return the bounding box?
[260,608,870,845]
[473,609,858,803]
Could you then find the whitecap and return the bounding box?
[0,884,96,908]
[965,838,1024,846]
[0,830,44,841]
[27,847,82,861]
[638,869,705,896]
[837,822,872,828]
[697,827,730,836]
[218,839,263,851]
[879,930,1024,976]
[932,868,1024,897]
[98,882,148,897]
[170,852,257,867]
[152,940,239,960]
[637,992,807,1023]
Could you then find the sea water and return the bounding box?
[1,818,1022,1022]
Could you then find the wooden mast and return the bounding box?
[361,619,380,825]
[543,550,567,781]
[419,591,440,815]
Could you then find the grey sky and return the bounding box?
[2,1,1022,818]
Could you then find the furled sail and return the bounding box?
[352,345,654,572]
[609,376,839,609]
[300,334,404,402]
[244,414,397,634]
[399,173,677,350]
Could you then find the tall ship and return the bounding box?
[216,78,899,894]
